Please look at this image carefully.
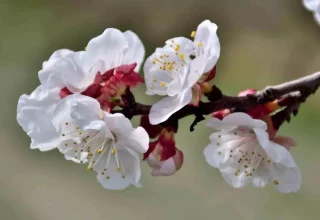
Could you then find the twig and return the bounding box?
[115,72,320,129]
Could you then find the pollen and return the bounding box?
[98,149,103,154]
[191,31,196,37]
[168,64,173,70]
[179,53,185,61]
[197,42,203,47]
[111,148,115,155]
[160,82,166,87]
[273,180,279,185]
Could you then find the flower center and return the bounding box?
[60,122,126,179]
[217,128,271,177]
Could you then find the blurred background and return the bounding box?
[1,0,320,219]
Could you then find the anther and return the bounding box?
[160,82,166,87]
[191,31,196,37]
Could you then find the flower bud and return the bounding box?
[144,129,184,176]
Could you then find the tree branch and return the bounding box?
[116,72,320,128]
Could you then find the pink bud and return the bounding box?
[144,129,184,176]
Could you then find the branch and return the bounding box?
[116,72,320,128]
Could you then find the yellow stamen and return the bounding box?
[98,149,103,154]
[168,64,173,70]
[87,166,93,171]
[111,148,116,155]
[191,31,196,37]
[116,167,120,172]
[197,42,203,47]
[273,180,279,185]
[160,82,166,87]
[180,53,185,61]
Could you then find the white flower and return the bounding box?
[39,28,145,92]
[204,113,301,193]
[52,94,149,190]
[17,28,145,151]
[303,0,320,24]
[144,20,220,125]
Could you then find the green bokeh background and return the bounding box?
[1,0,320,219]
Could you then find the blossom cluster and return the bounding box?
[17,20,302,193]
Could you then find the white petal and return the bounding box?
[220,166,250,188]
[271,163,302,193]
[103,113,133,135]
[222,113,267,130]
[253,127,270,149]
[123,30,145,72]
[167,65,189,96]
[186,55,207,88]
[262,141,298,168]
[95,148,141,190]
[52,94,101,131]
[42,49,74,69]
[194,20,220,72]
[204,143,229,168]
[104,114,149,154]
[85,28,128,72]
[303,0,320,11]
[251,165,270,188]
[17,85,60,151]
[165,37,194,55]
[126,127,149,153]
[315,10,320,24]
[55,52,93,93]
[39,49,74,87]
[149,88,192,125]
